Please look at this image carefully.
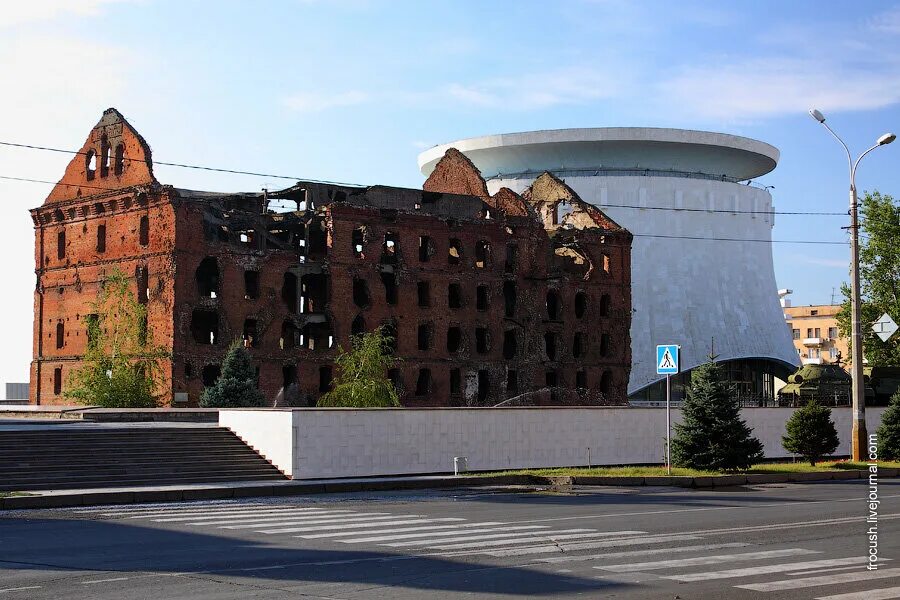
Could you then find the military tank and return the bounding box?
[865,366,900,406]
[777,363,852,407]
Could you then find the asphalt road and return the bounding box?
[1,480,898,599]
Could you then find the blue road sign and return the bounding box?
[657,345,680,375]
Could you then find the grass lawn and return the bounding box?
[481,460,900,478]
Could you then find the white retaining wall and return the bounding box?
[219,407,887,480]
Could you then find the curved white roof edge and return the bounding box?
[418,127,780,180]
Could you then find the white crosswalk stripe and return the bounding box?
[816,586,900,600]
[150,509,354,522]
[377,528,589,547]
[479,534,705,557]
[260,518,464,534]
[595,548,819,573]
[737,567,900,592]
[308,523,532,541]
[424,530,668,551]
[221,515,425,531]
[667,557,864,582]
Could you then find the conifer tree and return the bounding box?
[670,357,764,472]
[318,328,400,408]
[200,341,266,408]
[876,391,900,461]
[782,400,840,466]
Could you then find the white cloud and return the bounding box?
[282,90,370,112]
[0,0,131,28]
[869,6,900,34]
[659,57,900,120]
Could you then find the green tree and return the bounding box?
[65,270,168,408]
[782,401,841,466]
[837,191,900,367]
[671,357,764,472]
[318,328,400,408]
[200,341,266,408]
[876,391,900,461]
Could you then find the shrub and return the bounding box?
[200,342,266,408]
[318,328,400,408]
[876,391,900,461]
[782,400,840,466]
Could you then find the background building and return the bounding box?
[419,128,800,403]
[30,110,632,407]
[782,300,848,366]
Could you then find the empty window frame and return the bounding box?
[135,265,149,305]
[506,369,518,396]
[114,144,125,175]
[602,253,611,274]
[85,150,96,181]
[503,329,518,359]
[352,227,365,258]
[600,333,610,356]
[475,240,490,269]
[418,235,434,262]
[53,367,63,395]
[417,322,433,351]
[196,257,219,298]
[599,294,611,317]
[545,370,558,388]
[190,309,219,345]
[139,215,149,246]
[574,291,587,318]
[503,281,516,317]
[449,368,462,396]
[96,224,106,253]
[448,283,463,309]
[244,271,260,300]
[380,272,398,305]
[546,290,561,320]
[57,229,66,260]
[381,232,399,264]
[477,370,490,402]
[446,326,462,353]
[417,280,430,308]
[448,238,462,265]
[476,284,489,311]
[572,332,585,358]
[55,322,64,349]
[243,318,259,348]
[353,277,371,308]
[504,244,518,273]
[280,321,299,349]
[415,368,432,396]
[599,371,613,394]
[282,272,298,312]
[576,370,588,389]
[202,365,221,387]
[319,365,333,393]
[475,327,490,354]
[300,273,328,314]
[351,314,366,337]
[100,135,110,178]
[544,331,557,360]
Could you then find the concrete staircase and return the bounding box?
[0,426,287,491]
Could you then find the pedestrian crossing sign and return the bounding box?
[657,345,679,375]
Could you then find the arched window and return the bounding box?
[100,135,110,178]
[85,150,96,180]
[114,144,125,175]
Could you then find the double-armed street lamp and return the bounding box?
[808,108,895,460]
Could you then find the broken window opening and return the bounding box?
[114,144,125,175]
[476,285,489,312]
[239,230,255,247]
[380,272,398,305]
[201,365,221,387]
[600,333,610,357]
[301,321,333,352]
[475,240,491,269]
[503,329,518,360]
[546,290,561,320]
[448,238,462,265]
[319,365,333,393]
[388,368,402,393]
[477,370,490,403]
[53,367,63,395]
[282,272,298,313]
[505,244,518,273]
[506,370,519,396]
[574,292,587,318]
[417,322,433,351]
[382,320,398,354]
[576,370,588,389]
[135,265,149,305]
[96,224,106,253]
[448,283,463,309]
[300,273,328,314]
[475,327,490,354]
[57,230,65,260]
[381,232,399,264]
[100,136,110,178]
[352,227,365,258]
[417,280,430,308]
[184,361,193,379]
[282,364,297,387]
[599,294,611,317]
[191,309,218,345]
[351,314,366,337]
[545,370,558,388]
[449,368,462,396]
[503,281,516,317]
[418,235,434,262]
[544,332,557,360]
[573,332,585,359]
[600,371,613,395]
[602,253,611,274]
[139,215,149,246]
[85,150,97,181]
[55,322,64,349]
[242,318,259,348]
[415,368,432,396]
[446,327,462,353]
[353,277,371,308]
[280,321,299,350]
[196,257,219,298]
[244,271,260,300]
[307,219,327,258]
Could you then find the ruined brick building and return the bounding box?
[30,109,633,407]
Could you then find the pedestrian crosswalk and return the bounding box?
[72,501,897,599]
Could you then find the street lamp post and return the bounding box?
[809,108,895,461]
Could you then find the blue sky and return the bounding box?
[1,0,900,386]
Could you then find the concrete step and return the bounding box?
[0,473,286,492]
[0,457,272,473]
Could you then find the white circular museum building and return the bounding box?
[418,128,800,401]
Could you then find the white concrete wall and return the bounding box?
[486,174,800,394]
[219,409,298,477]
[221,407,887,479]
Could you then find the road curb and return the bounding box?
[1,469,893,510]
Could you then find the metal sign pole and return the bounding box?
[666,373,671,475]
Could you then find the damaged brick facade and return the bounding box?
[30,109,632,407]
